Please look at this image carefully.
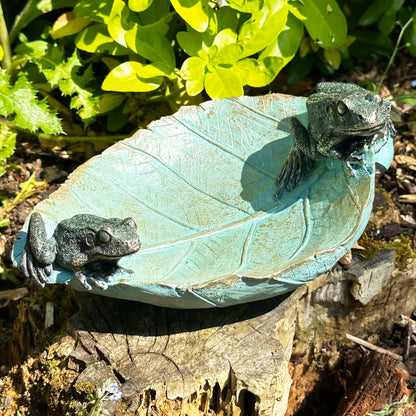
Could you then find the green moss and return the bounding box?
[355,233,415,269]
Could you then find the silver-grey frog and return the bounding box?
[21,213,141,290]
[276,82,395,196]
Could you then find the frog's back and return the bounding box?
[57,214,104,232]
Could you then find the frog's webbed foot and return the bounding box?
[275,117,313,198]
[75,270,108,291]
[20,245,53,287]
[275,150,312,198]
[20,213,55,287]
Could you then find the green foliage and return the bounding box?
[0,0,414,176]
[367,390,416,415]
[0,70,63,135]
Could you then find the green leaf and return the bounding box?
[226,0,263,13]
[129,0,153,12]
[108,0,137,47]
[51,11,91,39]
[234,57,284,87]
[216,6,239,33]
[35,50,99,121]
[181,56,206,79]
[76,24,130,55]
[170,0,213,32]
[238,2,289,57]
[0,126,17,160]
[377,13,396,35]
[324,48,341,69]
[358,0,390,26]
[413,8,416,36]
[215,43,244,64]
[97,93,126,113]
[74,0,113,23]
[139,0,171,24]
[0,71,63,134]
[290,0,347,49]
[257,12,303,80]
[177,29,208,56]
[404,26,416,57]
[102,61,163,91]
[287,54,313,84]
[180,56,206,95]
[205,67,243,99]
[14,40,50,57]
[125,23,175,69]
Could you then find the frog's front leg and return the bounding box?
[21,213,57,287]
[275,117,313,197]
[71,254,108,291]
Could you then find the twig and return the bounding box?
[346,333,403,361]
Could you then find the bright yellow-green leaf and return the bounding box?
[185,77,205,96]
[238,2,289,58]
[102,61,163,91]
[214,44,243,65]
[140,62,176,78]
[213,29,237,48]
[129,0,153,12]
[234,57,283,87]
[74,0,113,24]
[76,24,129,55]
[205,67,243,99]
[0,45,3,61]
[180,56,206,80]
[226,0,263,13]
[51,11,91,39]
[108,0,137,47]
[324,48,341,69]
[259,13,303,66]
[97,93,126,114]
[170,0,213,32]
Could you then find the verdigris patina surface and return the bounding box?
[21,213,141,290]
[12,83,394,308]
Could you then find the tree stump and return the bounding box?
[68,291,296,416]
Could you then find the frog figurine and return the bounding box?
[276,82,395,195]
[21,213,141,290]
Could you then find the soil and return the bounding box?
[1,52,416,415]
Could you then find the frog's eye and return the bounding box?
[337,101,348,115]
[98,229,112,244]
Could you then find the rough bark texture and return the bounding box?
[333,351,408,416]
[68,291,296,416]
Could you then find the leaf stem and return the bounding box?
[9,0,37,44]
[377,16,413,89]
[0,0,12,72]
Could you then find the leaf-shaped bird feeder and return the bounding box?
[12,89,394,308]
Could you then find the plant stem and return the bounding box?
[0,0,12,72]
[9,0,37,44]
[377,16,413,90]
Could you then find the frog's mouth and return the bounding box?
[330,122,386,158]
[335,122,385,136]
